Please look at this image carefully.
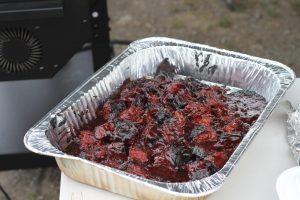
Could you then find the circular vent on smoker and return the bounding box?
[0,28,42,73]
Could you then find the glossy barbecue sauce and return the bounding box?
[67,72,267,183]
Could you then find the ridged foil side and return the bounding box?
[287,104,300,165]
[24,37,295,197]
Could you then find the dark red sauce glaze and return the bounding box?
[63,74,267,183]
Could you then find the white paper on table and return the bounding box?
[60,173,130,200]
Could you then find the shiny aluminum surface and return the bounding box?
[287,104,300,165]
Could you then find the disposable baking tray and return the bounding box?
[24,37,295,199]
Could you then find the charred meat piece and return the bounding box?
[129,146,150,163]
[102,100,126,120]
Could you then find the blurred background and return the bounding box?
[110,0,300,75]
[0,0,299,199]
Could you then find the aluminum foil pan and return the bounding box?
[24,37,295,199]
[287,103,300,165]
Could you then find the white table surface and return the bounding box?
[60,79,300,200]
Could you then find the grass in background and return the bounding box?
[231,0,258,11]
[218,16,232,28]
[290,0,300,15]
